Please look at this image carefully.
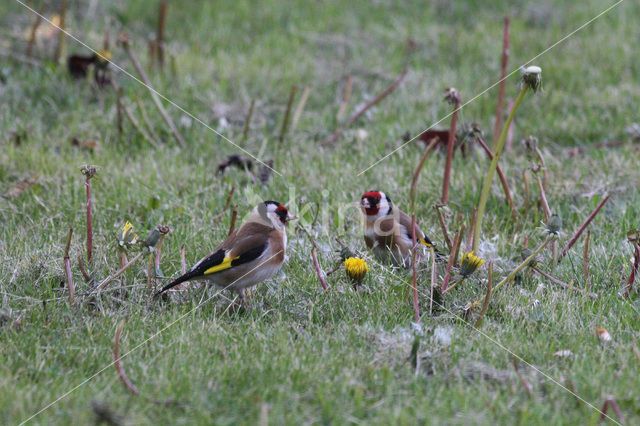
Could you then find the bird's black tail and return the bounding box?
[154,271,198,297]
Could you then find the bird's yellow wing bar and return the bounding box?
[204,255,239,274]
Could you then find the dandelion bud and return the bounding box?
[521,65,542,93]
[344,257,369,285]
[460,252,484,278]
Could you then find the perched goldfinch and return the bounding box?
[360,190,436,266]
[155,201,295,304]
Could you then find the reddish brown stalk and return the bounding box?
[434,205,453,252]
[531,267,597,299]
[117,251,128,269]
[114,321,140,395]
[409,138,439,206]
[78,254,90,282]
[429,246,437,315]
[81,166,97,266]
[475,136,517,220]
[322,68,407,145]
[511,357,533,397]
[410,213,420,322]
[336,75,353,121]
[311,247,328,291]
[215,185,236,220]
[452,224,465,268]
[279,86,297,144]
[474,262,493,328]
[559,194,611,260]
[228,206,238,236]
[441,88,460,205]
[26,3,45,58]
[583,231,592,291]
[623,241,640,298]
[492,16,510,145]
[96,252,144,291]
[156,1,167,68]
[599,396,625,423]
[63,228,75,303]
[441,228,462,292]
[536,174,550,221]
[154,234,166,273]
[466,207,477,251]
[180,244,186,275]
[119,34,186,147]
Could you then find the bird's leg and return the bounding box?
[238,288,250,309]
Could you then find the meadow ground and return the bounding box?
[1,0,639,424]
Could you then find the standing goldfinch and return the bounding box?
[360,190,435,267]
[155,201,295,304]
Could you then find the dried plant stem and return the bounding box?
[474,262,493,328]
[452,224,465,268]
[63,228,75,304]
[291,85,311,130]
[522,169,531,209]
[53,0,67,64]
[492,237,552,293]
[441,228,462,292]
[156,1,167,68]
[85,176,93,266]
[336,76,353,121]
[241,99,255,144]
[410,213,420,322]
[96,252,144,291]
[511,357,533,397]
[429,246,437,315]
[583,231,592,291]
[228,206,238,236]
[559,194,610,260]
[215,185,236,220]
[112,83,159,147]
[531,267,597,299]
[434,205,453,252]
[599,396,625,423]
[114,321,139,395]
[78,254,90,282]
[180,244,186,275]
[535,148,548,189]
[492,16,510,145]
[475,135,517,220]
[536,174,550,221]
[26,3,45,57]
[322,68,407,145]
[441,100,459,204]
[311,247,328,291]
[279,86,297,143]
[120,36,186,147]
[474,86,528,252]
[154,233,166,273]
[623,241,640,298]
[117,251,128,269]
[466,207,477,251]
[409,138,439,209]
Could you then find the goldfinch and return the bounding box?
[155,201,295,304]
[360,190,436,266]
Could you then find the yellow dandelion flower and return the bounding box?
[119,221,138,248]
[460,251,484,278]
[344,257,369,284]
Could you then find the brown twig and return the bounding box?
[492,16,510,145]
[117,251,128,269]
[441,228,463,292]
[434,205,453,252]
[53,0,67,64]
[536,174,550,221]
[466,207,477,252]
[81,166,97,266]
[180,244,186,275]
[279,86,297,143]
[114,321,139,395]
[63,228,75,304]
[534,147,548,190]
[311,247,328,291]
[26,3,45,58]
[409,137,439,209]
[336,75,353,121]
[156,1,167,69]
[291,85,312,130]
[475,135,517,220]
[119,33,186,147]
[511,357,533,397]
[322,68,407,145]
[474,262,493,328]
[623,241,640,298]
[583,230,592,291]
[442,88,460,204]
[599,395,625,423]
[531,267,597,299]
[228,206,238,236]
[241,99,255,144]
[559,194,611,261]
[78,254,90,282]
[410,213,420,322]
[96,252,145,291]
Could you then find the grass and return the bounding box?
[1,0,640,423]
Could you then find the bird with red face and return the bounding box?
[360,190,436,267]
[155,201,295,305]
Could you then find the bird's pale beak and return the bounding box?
[286,213,298,222]
[361,199,370,209]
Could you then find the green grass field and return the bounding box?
[1,0,639,424]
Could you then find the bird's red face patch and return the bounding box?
[361,191,382,216]
[275,204,289,224]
